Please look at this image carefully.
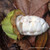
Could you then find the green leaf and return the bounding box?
[6,32,17,40]
[7,10,15,18]
[1,10,17,40]
[2,22,13,34]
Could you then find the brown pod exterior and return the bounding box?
[35,32,47,50]
[17,40,31,50]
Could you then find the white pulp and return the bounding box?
[16,15,49,35]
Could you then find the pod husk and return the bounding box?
[11,9,25,40]
[35,32,47,50]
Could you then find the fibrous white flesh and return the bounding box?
[16,15,49,35]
